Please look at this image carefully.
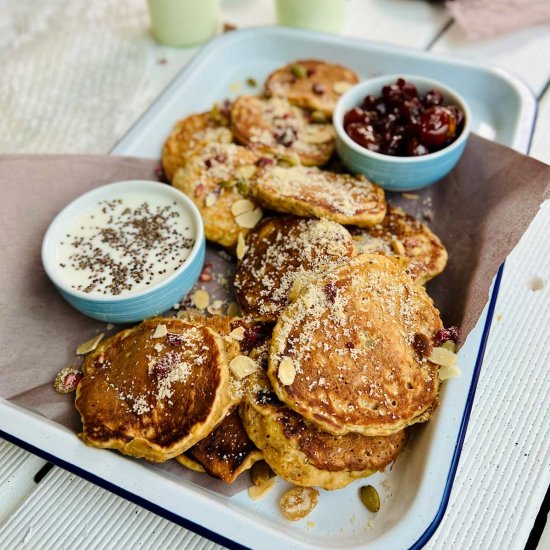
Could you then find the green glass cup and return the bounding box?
[275,0,346,34]
[147,0,219,47]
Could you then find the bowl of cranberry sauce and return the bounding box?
[333,75,471,191]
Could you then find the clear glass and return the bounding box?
[147,0,219,47]
[275,0,346,34]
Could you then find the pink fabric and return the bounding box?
[448,0,550,40]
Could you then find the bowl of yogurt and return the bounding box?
[42,180,205,323]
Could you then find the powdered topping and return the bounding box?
[270,254,443,431]
[234,217,354,321]
[253,165,384,220]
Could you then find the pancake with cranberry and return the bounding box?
[268,254,444,437]
[178,408,263,483]
[171,143,262,247]
[162,108,233,182]
[349,206,448,285]
[240,370,405,490]
[250,165,386,227]
[234,217,355,322]
[76,318,231,462]
[264,59,359,117]
[230,96,335,166]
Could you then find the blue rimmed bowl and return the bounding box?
[333,74,472,191]
[41,180,205,323]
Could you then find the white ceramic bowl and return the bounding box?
[333,74,472,191]
[42,180,205,323]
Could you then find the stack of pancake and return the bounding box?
[74,60,455,493]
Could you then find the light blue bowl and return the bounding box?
[41,180,205,323]
[333,74,471,192]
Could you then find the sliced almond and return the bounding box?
[226,302,241,317]
[76,333,104,355]
[236,231,248,260]
[206,299,224,315]
[231,198,255,217]
[152,324,168,339]
[391,239,406,255]
[288,277,304,302]
[248,477,276,500]
[302,127,334,144]
[228,326,246,341]
[193,289,210,310]
[229,355,259,379]
[428,346,457,368]
[332,81,353,95]
[402,192,419,200]
[205,193,218,207]
[234,164,257,180]
[154,343,164,353]
[236,207,263,229]
[278,356,296,386]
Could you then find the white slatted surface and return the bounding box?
[1,1,549,549]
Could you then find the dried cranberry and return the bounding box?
[423,89,444,107]
[399,97,424,130]
[165,333,183,346]
[256,157,274,168]
[65,371,83,389]
[204,158,213,169]
[323,282,338,303]
[275,127,297,147]
[306,67,316,77]
[312,83,326,95]
[433,326,461,346]
[216,154,226,163]
[152,363,170,379]
[346,122,382,153]
[382,83,405,107]
[419,106,456,148]
[344,107,367,127]
[240,324,269,354]
[397,78,418,100]
[345,341,355,349]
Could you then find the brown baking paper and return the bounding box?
[1,139,549,496]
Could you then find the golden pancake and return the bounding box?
[179,409,263,483]
[268,254,444,437]
[162,110,233,182]
[234,217,355,322]
[241,371,405,490]
[230,96,335,166]
[264,59,359,117]
[250,165,386,227]
[171,143,262,247]
[76,318,231,462]
[350,206,447,285]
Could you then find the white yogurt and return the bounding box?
[56,190,195,297]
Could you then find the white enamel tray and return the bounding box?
[0,27,537,550]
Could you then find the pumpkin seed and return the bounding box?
[290,64,307,79]
[360,485,380,513]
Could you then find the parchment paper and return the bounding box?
[1,138,549,495]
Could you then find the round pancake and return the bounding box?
[230,96,335,166]
[180,408,263,483]
[76,318,231,462]
[234,217,355,322]
[171,143,262,247]
[350,206,448,285]
[264,59,359,116]
[251,165,386,227]
[240,371,405,490]
[162,111,233,182]
[268,254,444,437]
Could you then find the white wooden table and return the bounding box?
[1,1,549,548]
